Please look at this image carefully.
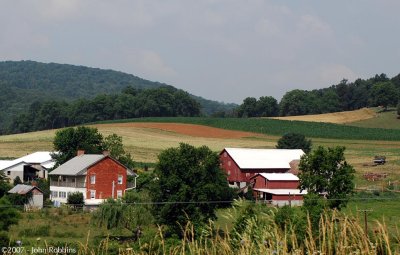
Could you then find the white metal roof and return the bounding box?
[254,188,307,195]
[258,173,299,181]
[224,148,304,169]
[0,151,57,171]
[0,160,12,170]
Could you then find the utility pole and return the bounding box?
[358,209,373,236]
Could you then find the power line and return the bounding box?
[0,196,399,208]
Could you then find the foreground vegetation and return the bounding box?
[5,197,400,255]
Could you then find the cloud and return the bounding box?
[297,14,333,37]
[318,64,358,85]
[122,49,177,79]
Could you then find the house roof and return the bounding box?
[223,148,304,169]
[0,151,56,171]
[49,154,136,176]
[256,173,299,181]
[253,188,307,195]
[8,184,43,195]
[49,154,106,176]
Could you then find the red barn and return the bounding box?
[219,148,304,189]
[250,173,306,206]
[49,150,137,206]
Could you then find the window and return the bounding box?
[6,171,10,175]
[51,191,58,198]
[118,175,123,184]
[59,191,66,198]
[223,152,227,157]
[62,176,66,182]
[90,190,96,199]
[117,190,123,198]
[227,170,231,175]
[90,175,96,184]
[228,161,231,166]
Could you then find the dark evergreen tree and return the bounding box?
[276,133,312,154]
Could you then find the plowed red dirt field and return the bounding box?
[98,122,262,138]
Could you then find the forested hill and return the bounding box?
[0,60,236,131]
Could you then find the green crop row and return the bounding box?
[95,117,400,141]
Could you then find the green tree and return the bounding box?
[276,133,312,154]
[256,96,279,117]
[370,82,399,110]
[103,134,134,168]
[67,192,84,208]
[0,171,10,198]
[150,143,234,236]
[299,146,355,209]
[397,101,400,116]
[279,90,316,116]
[52,126,104,167]
[238,97,258,117]
[92,191,153,239]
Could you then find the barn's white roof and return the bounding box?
[0,160,12,170]
[258,173,299,181]
[224,148,304,169]
[0,152,56,171]
[254,188,307,195]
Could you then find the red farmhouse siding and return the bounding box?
[252,174,299,190]
[220,150,287,183]
[86,157,127,200]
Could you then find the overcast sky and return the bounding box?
[1,1,400,103]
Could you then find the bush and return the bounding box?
[67,192,84,208]
[276,133,312,153]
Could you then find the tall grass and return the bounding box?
[64,210,398,255]
[96,117,400,141]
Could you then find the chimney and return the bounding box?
[77,150,85,156]
[31,180,38,187]
[102,150,110,156]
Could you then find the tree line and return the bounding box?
[234,73,400,117]
[9,86,201,134]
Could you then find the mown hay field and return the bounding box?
[270,107,377,123]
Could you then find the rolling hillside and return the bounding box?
[1,121,399,189]
[270,108,377,124]
[0,60,236,131]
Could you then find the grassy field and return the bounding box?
[270,107,377,123]
[1,121,399,187]
[95,117,400,141]
[348,109,400,129]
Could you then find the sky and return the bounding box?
[1,1,400,104]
